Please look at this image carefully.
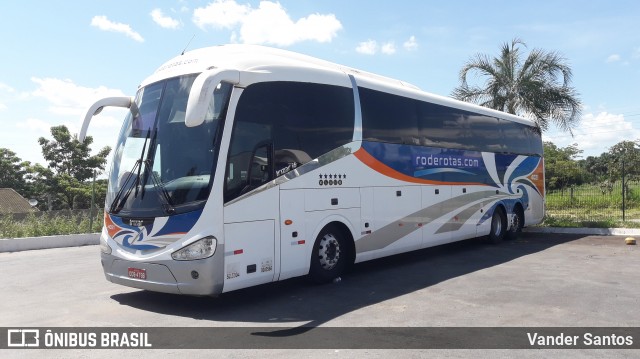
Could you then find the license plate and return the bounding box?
[128,267,147,280]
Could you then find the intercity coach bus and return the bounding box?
[80,44,544,296]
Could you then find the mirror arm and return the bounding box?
[185,69,240,127]
[79,96,133,143]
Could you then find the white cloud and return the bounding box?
[381,42,396,55]
[547,112,640,156]
[403,35,418,51]
[357,36,417,55]
[193,0,342,46]
[605,54,621,63]
[91,15,144,42]
[356,40,377,55]
[16,118,51,133]
[151,9,180,29]
[193,0,249,29]
[30,77,126,117]
[0,82,15,93]
[0,83,10,111]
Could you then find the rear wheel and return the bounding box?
[488,207,507,244]
[309,225,347,284]
[506,205,524,240]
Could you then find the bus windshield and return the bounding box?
[106,74,232,217]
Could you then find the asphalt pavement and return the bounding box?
[0,232,638,358]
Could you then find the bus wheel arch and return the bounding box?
[308,221,355,284]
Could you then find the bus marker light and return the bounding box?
[234,249,244,255]
[284,219,293,225]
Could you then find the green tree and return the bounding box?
[580,155,608,182]
[23,163,57,210]
[607,140,640,182]
[34,125,111,210]
[543,141,585,190]
[38,125,111,182]
[452,38,582,134]
[0,148,31,196]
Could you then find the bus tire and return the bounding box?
[488,206,507,244]
[309,225,347,284]
[505,205,524,240]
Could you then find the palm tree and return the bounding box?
[452,38,581,134]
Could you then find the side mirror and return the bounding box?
[79,96,133,143]
[185,69,240,127]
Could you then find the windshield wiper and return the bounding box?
[109,131,150,214]
[144,160,175,214]
[138,128,175,214]
[108,161,139,214]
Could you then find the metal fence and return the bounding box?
[545,180,640,225]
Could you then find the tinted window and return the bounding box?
[359,87,542,156]
[470,115,503,152]
[418,101,470,150]
[225,81,354,202]
[235,81,353,159]
[359,87,420,145]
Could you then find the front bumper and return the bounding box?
[100,243,225,296]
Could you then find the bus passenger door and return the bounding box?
[222,144,278,293]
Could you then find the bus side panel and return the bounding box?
[222,188,279,293]
[372,186,422,256]
[447,186,482,242]
[354,186,421,261]
[421,185,453,248]
[222,220,275,292]
[526,157,545,225]
[279,189,310,281]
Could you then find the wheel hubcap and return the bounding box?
[318,233,340,270]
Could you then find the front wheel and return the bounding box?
[488,207,507,244]
[309,225,347,284]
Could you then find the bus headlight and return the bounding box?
[172,236,217,261]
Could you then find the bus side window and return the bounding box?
[359,87,419,145]
[224,120,271,202]
[228,81,353,192]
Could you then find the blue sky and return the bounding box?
[1,0,639,172]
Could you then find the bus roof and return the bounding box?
[142,44,536,127]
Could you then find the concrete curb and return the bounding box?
[0,233,100,253]
[524,226,640,236]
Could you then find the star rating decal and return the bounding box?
[318,173,347,186]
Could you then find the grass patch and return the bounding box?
[544,181,640,227]
[537,215,640,229]
[0,212,103,239]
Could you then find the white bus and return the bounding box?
[81,44,545,296]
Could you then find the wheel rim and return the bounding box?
[318,233,341,270]
[492,212,503,236]
[511,211,521,232]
